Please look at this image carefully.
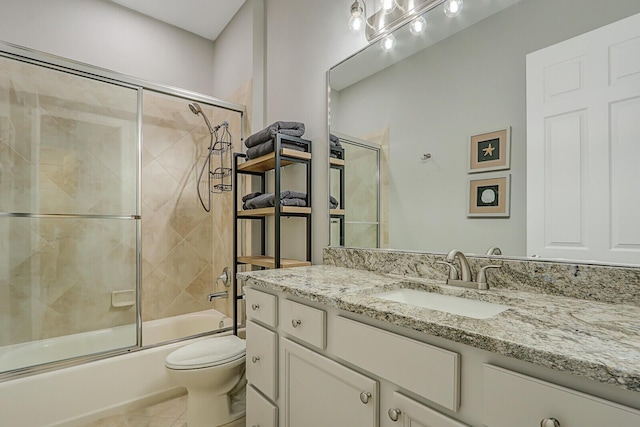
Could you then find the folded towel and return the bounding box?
[330,196,339,209]
[242,191,263,203]
[329,133,342,148]
[245,121,305,148]
[246,140,306,160]
[242,191,308,210]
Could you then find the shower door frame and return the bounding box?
[329,132,382,248]
[0,41,246,381]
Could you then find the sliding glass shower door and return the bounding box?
[0,54,139,372]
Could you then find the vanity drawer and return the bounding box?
[246,320,278,401]
[245,288,277,328]
[246,384,278,427]
[483,364,640,427]
[331,316,460,412]
[279,299,326,349]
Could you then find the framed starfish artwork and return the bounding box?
[469,127,510,173]
[468,173,511,217]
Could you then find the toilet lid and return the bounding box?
[165,335,246,370]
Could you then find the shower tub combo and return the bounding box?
[0,41,246,426]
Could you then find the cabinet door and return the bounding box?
[483,364,640,427]
[385,391,469,427]
[246,384,278,427]
[246,320,278,401]
[282,338,378,427]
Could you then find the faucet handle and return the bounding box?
[476,265,502,289]
[435,261,459,280]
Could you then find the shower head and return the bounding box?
[189,102,201,115]
[188,102,214,134]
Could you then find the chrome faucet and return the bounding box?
[485,246,502,256]
[438,249,502,290]
[445,249,472,282]
[208,291,228,302]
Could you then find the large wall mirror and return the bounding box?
[328,0,640,266]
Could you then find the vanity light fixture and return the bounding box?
[350,0,462,41]
[443,0,463,17]
[380,34,396,51]
[409,15,427,35]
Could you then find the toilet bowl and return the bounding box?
[165,335,246,427]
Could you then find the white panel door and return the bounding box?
[527,12,640,264]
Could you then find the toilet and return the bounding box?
[165,335,246,427]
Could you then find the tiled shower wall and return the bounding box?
[141,92,243,321]
[0,55,246,347]
[0,57,138,346]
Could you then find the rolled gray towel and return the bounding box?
[246,140,306,160]
[245,121,305,148]
[330,196,339,209]
[329,133,342,148]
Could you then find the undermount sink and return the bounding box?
[373,288,510,319]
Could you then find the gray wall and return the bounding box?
[333,0,640,256]
[264,0,365,262]
[0,0,216,95]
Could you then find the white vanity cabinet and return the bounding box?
[246,287,469,427]
[483,364,640,427]
[245,286,640,427]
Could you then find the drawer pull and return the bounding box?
[251,303,260,311]
[291,319,302,328]
[388,408,402,422]
[359,392,372,404]
[252,356,260,363]
[540,418,560,427]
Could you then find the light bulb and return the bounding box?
[380,34,396,51]
[349,14,364,33]
[409,15,427,35]
[380,0,396,14]
[349,1,365,33]
[444,0,463,18]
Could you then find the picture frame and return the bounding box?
[468,173,511,217]
[469,127,510,173]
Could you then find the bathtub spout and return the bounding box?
[208,291,229,302]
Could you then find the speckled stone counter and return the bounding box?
[237,265,640,393]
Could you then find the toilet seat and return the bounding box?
[165,335,246,370]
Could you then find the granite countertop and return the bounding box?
[238,265,640,393]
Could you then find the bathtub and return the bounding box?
[0,309,237,427]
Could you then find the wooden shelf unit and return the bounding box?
[233,133,313,300]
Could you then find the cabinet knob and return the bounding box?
[291,319,302,328]
[359,392,372,404]
[251,303,260,311]
[252,356,260,363]
[540,418,560,427]
[388,408,402,422]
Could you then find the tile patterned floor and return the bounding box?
[84,393,188,427]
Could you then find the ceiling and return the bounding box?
[109,0,246,41]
